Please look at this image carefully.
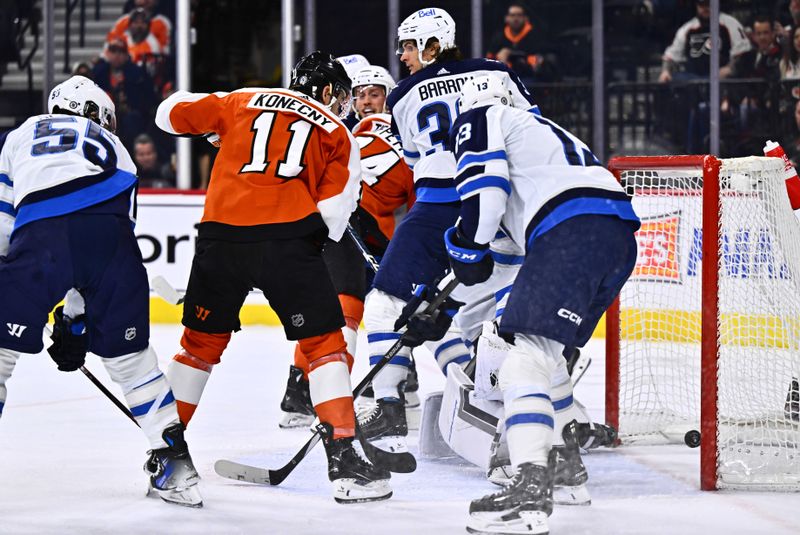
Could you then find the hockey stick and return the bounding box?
[215,272,460,486]
[345,223,380,274]
[151,276,185,305]
[43,325,140,427]
[79,365,141,428]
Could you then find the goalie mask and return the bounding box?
[48,75,117,132]
[396,7,456,68]
[290,51,352,119]
[458,75,513,113]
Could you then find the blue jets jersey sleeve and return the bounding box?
[0,114,137,234]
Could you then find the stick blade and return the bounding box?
[151,276,185,305]
[214,460,272,485]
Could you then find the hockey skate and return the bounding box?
[357,361,420,425]
[467,455,555,535]
[144,423,202,508]
[552,420,591,506]
[279,365,316,429]
[317,422,392,504]
[576,421,618,450]
[357,393,409,454]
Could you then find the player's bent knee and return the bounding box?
[102,345,159,387]
[364,289,406,331]
[179,327,231,366]
[298,330,349,367]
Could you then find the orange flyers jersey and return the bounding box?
[353,114,414,241]
[155,88,361,241]
[108,13,172,51]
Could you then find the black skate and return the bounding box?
[144,423,202,507]
[467,455,555,535]
[357,395,409,454]
[576,421,618,450]
[786,378,799,422]
[317,422,392,504]
[279,365,316,429]
[553,420,591,506]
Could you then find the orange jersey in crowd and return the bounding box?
[108,12,172,53]
[155,88,361,241]
[352,113,414,242]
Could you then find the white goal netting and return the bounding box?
[615,156,800,490]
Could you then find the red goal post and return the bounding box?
[605,155,800,491]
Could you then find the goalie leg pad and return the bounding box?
[438,363,504,470]
[103,345,179,449]
[474,321,508,401]
[499,334,564,468]
[363,290,412,400]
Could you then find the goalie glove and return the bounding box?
[48,306,88,372]
[394,282,464,348]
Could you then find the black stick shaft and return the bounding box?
[345,224,380,274]
[80,366,140,428]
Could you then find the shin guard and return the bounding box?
[0,348,19,417]
[102,345,179,449]
[364,290,411,400]
[300,331,354,439]
[167,328,230,426]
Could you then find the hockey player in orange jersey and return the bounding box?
[154,51,391,503]
[277,65,417,430]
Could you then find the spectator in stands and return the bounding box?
[734,14,782,80]
[781,24,800,79]
[72,61,93,77]
[91,38,156,150]
[486,2,557,83]
[109,0,171,56]
[133,133,175,189]
[731,14,782,138]
[658,0,752,83]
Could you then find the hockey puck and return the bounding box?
[684,430,701,448]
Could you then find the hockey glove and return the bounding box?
[395,283,464,348]
[47,306,88,372]
[444,226,493,286]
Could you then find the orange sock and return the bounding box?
[168,328,231,426]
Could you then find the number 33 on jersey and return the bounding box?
[155,88,361,241]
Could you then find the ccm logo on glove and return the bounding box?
[557,308,583,325]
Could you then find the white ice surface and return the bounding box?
[0,326,797,535]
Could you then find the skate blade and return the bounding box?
[150,484,203,508]
[554,484,591,506]
[332,478,393,504]
[467,510,549,535]
[279,412,315,429]
[370,435,409,454]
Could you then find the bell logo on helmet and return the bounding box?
[418,8,435,16]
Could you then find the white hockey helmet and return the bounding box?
[396,7,456,67]
[351,66,396,97]
[48,75,116,131]
[336,54,371,84]
[458,74,513,113]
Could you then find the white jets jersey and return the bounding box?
[386,58,537,203]
[450,104,640,251]
[0,114,137,238]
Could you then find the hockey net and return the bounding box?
[606,155,800,490]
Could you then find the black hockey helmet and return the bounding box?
[289,51,352,112]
